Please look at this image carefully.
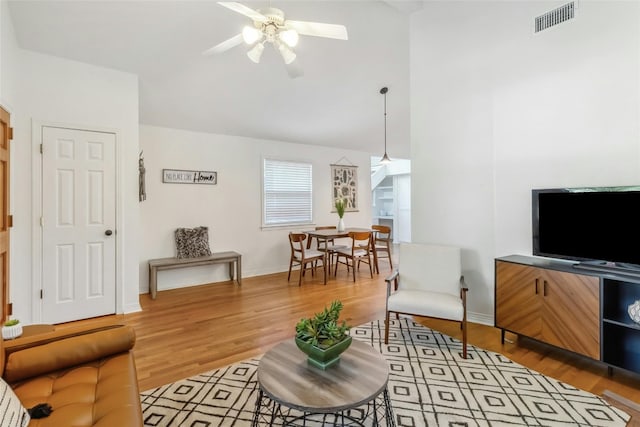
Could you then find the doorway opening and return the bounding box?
[371,157,411,243]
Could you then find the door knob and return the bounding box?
[105,229,113,236]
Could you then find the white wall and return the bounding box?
[0,1,24,322]
[410,1,640,323]
[1,0,19,111]
[139,125,372,293]
[4,38,141,322]
[1,1,10,104]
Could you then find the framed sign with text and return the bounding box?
[162,169,217,185]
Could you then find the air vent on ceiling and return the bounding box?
[535,2,575,33]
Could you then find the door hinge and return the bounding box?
[40,143,43,154]
[40,289,43,299]
[7,215,12,228]
[8,127,13,141]
[40,216,44,227]
[7,302,12,316]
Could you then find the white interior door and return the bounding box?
[41,126,116,323]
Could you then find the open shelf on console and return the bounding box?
[602,322,640,373]
[601,278,640,373]
[602,279,640,325]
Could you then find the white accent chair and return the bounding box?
[384,243,468,358]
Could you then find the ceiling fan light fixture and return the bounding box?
[279,29,299,47]
[277,42,296,64]
[247,42,265,63]
[242,25,262,44]
[208,2,349,76]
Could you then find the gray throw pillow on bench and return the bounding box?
[175,226,212,259]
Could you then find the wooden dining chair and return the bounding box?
[288,232,327,286]
[314,226,348,268]
[334,231,374,282]
[371,225,393,273]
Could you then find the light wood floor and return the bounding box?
[74,258,640,403]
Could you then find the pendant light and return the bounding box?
[379,87,391,164]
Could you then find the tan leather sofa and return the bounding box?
[1,324,143,427]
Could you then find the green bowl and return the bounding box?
[294,335,353,370]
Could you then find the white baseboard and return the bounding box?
[123,302,142,314]
[469,311,494,326]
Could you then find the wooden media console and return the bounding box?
[495,255,640,376]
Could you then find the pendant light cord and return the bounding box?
[380,87,390,163]
[383,90,387,153]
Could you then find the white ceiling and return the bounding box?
[8,0,420,159]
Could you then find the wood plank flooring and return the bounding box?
[69,258,640,405]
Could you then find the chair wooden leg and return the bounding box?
[462,318,468,359]
[384,311,390,344]
[368,255,373,278]
[288,259,293,281]
[374,251,379,274]
[329,252,335,274]
[298,262,303,287]
[329,253,338,275]
[323,256,327,285]
[352,258,356,282]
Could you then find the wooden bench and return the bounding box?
[148,251,242,299]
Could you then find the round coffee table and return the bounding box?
[252,338,395,426]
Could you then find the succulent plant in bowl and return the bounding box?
[295,300,351,369]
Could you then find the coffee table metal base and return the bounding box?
[251,387,395,427]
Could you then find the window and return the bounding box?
[263,159,313,226]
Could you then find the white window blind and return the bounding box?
[263,159,313,226]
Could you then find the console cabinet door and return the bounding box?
[496,260,601,360]
[495,261,542,339]
[540,270,600,359]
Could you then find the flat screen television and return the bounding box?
[532,186,640,271]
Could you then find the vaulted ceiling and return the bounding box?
[8,0,420,158]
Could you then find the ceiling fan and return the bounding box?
[202,2,348,76]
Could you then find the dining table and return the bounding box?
[304,227,379,276]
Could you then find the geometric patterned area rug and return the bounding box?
[140,318,630,426]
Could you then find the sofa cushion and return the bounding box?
[0,376,30,427]
[388,289,464,321]
[4,326,135,384]
[11,352,141,427]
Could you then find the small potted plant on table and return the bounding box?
[2,318,23,340]
[295,300,352,369]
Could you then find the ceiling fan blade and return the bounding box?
[285,20,348,40]
[285,61,304,79]
[218,2,267,22]
[202,33,243,56]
